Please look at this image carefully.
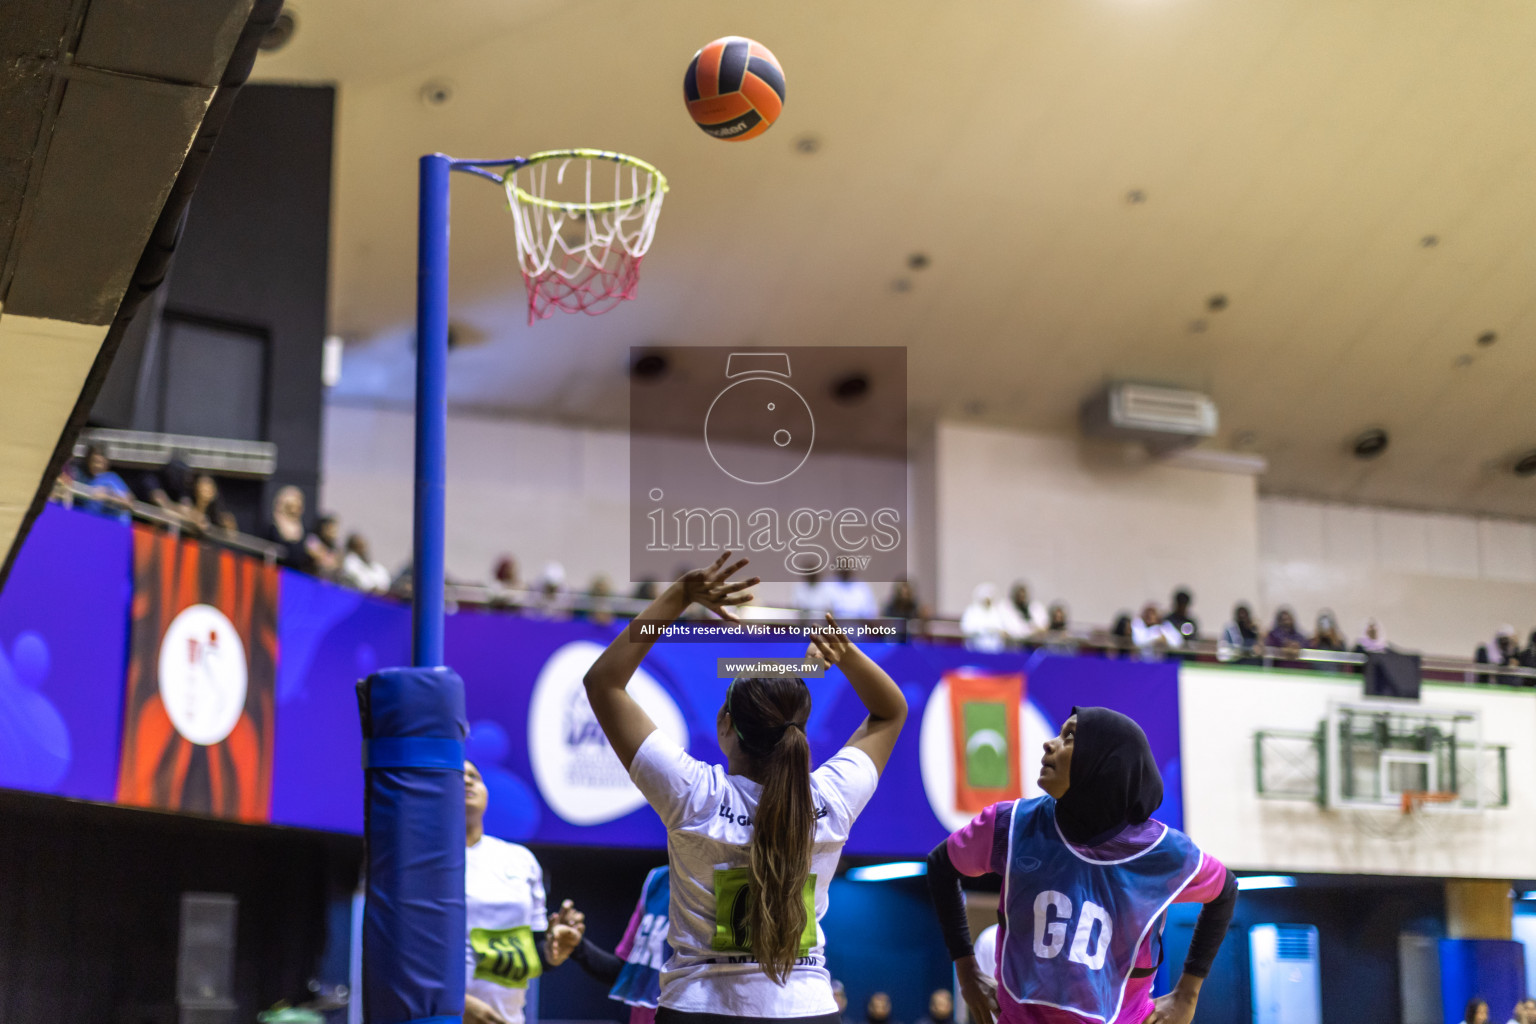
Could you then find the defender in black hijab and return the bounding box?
[926,706,1238,1024]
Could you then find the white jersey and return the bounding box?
[628,730,880,1018]
[465,835,547,1023]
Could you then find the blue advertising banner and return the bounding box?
[0,505,131,802]
[0,508,1184,852]
[270,603,1183,852]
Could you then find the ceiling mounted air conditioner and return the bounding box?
[1080,383,1218,453]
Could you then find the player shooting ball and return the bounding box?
[927,708,1237,1024]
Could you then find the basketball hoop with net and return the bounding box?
[452,149,668,324]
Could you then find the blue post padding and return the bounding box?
[358,666,468,1024]
[364,737,466,771]
[1439,938,1526,1024]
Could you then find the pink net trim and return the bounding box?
[523,252,644,325]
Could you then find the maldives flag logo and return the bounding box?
[946,670,1023,814]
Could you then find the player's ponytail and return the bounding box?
[726,676,814,984]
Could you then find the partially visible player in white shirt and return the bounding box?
[583,552,908,1024]
[463,760,585,1024]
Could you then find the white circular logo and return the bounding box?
[917,676,1054,832]
[527,641,689,825]
[158,604,248,746]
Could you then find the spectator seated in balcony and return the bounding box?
[792,570,835,618]
[70,444,133,520]
[827,567,879,620]
[529,561,568,618]
[882,579,922,620]
[1476,624,1523,684]
[1038,601,1078,654]
[1165,587,1199,642]
[341,533,391,593]
[630,578,658,603]
[1308,610,1346,652]
[183,473,237,535]
[1264,606,1306,657]
[310,514,344,578]
[489,555,522,607]
[582,574,616,626]
[960,583,1023,653]
[264,486,332,573]
[1106,612,1134,657]
[1131,602,1183,660]
[137,452,194,516]
[1354,617,1388,654]
[1006,581,1047,636]
[1477,625,1521,668]
[1521,630,1536,670]
[1218,603,1263,663]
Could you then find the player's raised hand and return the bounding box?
[544,899,585,965]
[806,612,854,667]
[675,551,758,622]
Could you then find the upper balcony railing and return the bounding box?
[45,491,1536,689]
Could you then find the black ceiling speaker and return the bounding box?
[1514,451,1536,477]
[631,352,669,380]
[1352,428,1390,459]
[831,373,869,402]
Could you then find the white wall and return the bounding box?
[1259,496,1536,659]
[1180,665,1536,878]
[321,406,1536,655]
[321,403,632,592]
[320,403,911,608]
[932,423,1261,623]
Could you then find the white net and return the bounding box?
[502,150,667,323]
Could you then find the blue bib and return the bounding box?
[999,798,1202,1023]
[610,867,671,1009]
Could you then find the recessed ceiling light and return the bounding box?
[1420,234,1439,248]
[1352,428,1389,459]
[1126,189,1147,204]
[794,134,822,154]
[1454,354,1474,368]
[1514,451,1536,477]
[907,253,930,271]
[891,277,912,293]
[1477,330,1498,346]
[1188,319,1208,334]
[420,79,455,106]
[1207,294,1229,312]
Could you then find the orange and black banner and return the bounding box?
[116,525,279,821]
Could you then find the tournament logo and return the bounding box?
[158,604,248,746]
[527,640,688,825]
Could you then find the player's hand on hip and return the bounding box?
[807,612,853,666]
[955,955,997,1024]
[1145,990,1199,1024]
[675,551,758,622]
[464,994,512,1024]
